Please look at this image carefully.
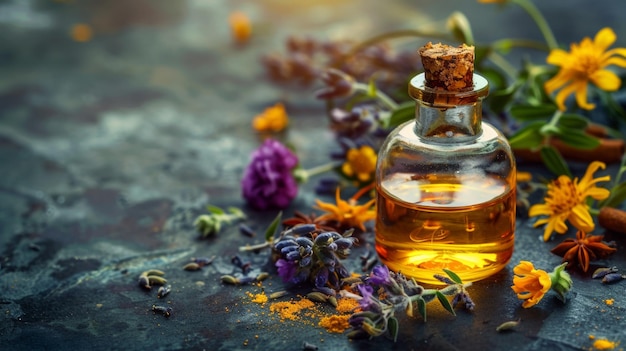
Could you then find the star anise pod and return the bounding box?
[551,230,617,272]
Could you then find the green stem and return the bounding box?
[306,162,340,177]
[512,0,558,50]
[294,162,340,183]
[486,51,518,80]
[354,83,399,110]
[492,38,550,52]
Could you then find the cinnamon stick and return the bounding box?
[598,207,626,234]
[513,137,624,164]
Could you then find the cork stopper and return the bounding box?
[419,42,474,91]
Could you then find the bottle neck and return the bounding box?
[408,73,489,143]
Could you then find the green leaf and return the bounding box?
[442,269,463,284]
[384,101,414,129]
[555,129,601,150]
[557,113,590,129]
[264,211,283,241]
[207,205,225,214]
[510,104,557,121]
[602,182,626,208]
[416,297,427,321]
[488,81,521,113]
[387,316,399,343]
[540,146,572,177]
[435,290,456,316]
[508,121,545,149]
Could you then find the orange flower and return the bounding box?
[529,161,610,241]
[229,12,251,44]
[252,103,289,132]
[511,261,552,308]
[315,187,376,232]
[71,23,93,42]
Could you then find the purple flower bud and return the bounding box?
[295,236,314,247]
[315,267,329,288]
[286,250,301,261]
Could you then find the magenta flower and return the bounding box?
[241,139,299,210]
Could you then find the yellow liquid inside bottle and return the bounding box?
[375,173,515,284]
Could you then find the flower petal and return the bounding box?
[568,204,595,232]
[593,27,617,52]
[590,69,621,92]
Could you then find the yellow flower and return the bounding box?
[545,27,626,111]
[315,187,376,232]
[252,103,289,132]
[477,0,507,3]
[341,146,377,183]
[229,11,252,44]
[529,161,610,241]
[511,261,552,308]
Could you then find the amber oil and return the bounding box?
[374,71,516,285]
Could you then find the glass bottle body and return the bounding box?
[375,74,516,284]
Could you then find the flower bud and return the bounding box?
[549,262,573,302]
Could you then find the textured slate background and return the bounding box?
[1,1,625,350]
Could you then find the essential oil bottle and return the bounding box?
[375,42,516,284]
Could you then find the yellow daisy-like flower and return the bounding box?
[529,161,610,242]
[477,0,507,3]
[252,103,289,132]
[228,11,252,44]
[545,27,626,111]
[315,187,376,232]
[341,146,377,183]
[511,261,552,308]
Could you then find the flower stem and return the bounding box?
[294,162,340,183]
[354,83,398,110]
[512,0,558,50]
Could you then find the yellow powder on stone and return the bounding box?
[246,291,268,305]
[319,314,351,333]
[604,298,614,306]
[269,298,316,321]
[336,297,360,314]
[592,338,618,350]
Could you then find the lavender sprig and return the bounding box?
[343,265,475,341]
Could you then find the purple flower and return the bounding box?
[357,284,375,310]
[242,139,299,210]
[275,258,298,283]
[368,264,392,285]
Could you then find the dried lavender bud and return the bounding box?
[239,223,256,237]
[592,266,619,279]
[601,272,625,284]
[152,305,172,318]
[302,341,318,350]
[157,285,171,299]
[192,256,215,266]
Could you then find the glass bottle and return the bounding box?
[375,69,516,285]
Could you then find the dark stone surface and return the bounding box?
[1,1,625,350]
